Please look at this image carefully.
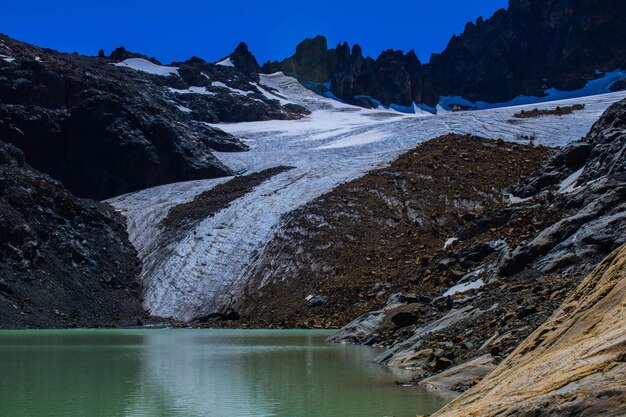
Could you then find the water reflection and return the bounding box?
[0,329,454,417]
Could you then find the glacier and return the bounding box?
[107,72,626,321]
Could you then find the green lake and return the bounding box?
[0,329,454,417]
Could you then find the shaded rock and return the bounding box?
[228,42,261,80]
[432,357,453,372]
[263,35,336,83]
[391,311,418,328]
[0,141,145,328]
[0,34,305,199]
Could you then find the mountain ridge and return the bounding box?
[261,0,626,108]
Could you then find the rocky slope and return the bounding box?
[0,140,145,329]
[203,95,626,397]
[263,0,626,107]
[233,135,550,328]
[325,98,626,388]
[433,243,626,417]
[0,35,306,200]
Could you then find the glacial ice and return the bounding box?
[107,73,626,321]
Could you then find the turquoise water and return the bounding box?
[0,329,453,417]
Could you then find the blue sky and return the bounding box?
[1,1,508,64]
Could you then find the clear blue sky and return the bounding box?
[1,1,508,64]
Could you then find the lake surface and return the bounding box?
[0,329,454,417]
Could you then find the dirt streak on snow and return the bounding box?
[108,73,626,321]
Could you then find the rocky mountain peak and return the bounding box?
[108,46,161,64]
[294,35,328,60]
[228,41,261,80]
[0,34,307,200]
[261,35,336,83]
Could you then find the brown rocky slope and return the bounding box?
[214,98,626,394]
[232,135,550,329]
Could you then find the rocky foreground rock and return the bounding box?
[433,243,626,417]
[0,141,145,328]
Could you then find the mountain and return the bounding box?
[263,0,626,108]
[0,35,307,200]
[0,3,624,411]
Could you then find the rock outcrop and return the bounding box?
[0,140,145,328]
[222,42,262,80]
[0,35,306,200]
[428,0,626,104]
[263,0,626,107]
[263,35,337,84]
[433,244,626,417]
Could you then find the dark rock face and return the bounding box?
[225,42,261,80]
[580,99,626,181]
[0,35,306,200]
[331,45,427,107]
[0,141,145,328]
[429,0,626,103]
[264,35,337,83]
[264,0,626,107]
[500,99,626,277]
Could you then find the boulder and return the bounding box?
[419,355,496,392]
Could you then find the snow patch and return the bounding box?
[176,105,192,113]
[215,57,235,67]
[168,86,216,96]
[508,194,533,204]
[211,81,251,96]
[444,279,485,297]
[114,58,179,76]
[558,166,585,193]
[253,83,293,105]
[443,237,458,249]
